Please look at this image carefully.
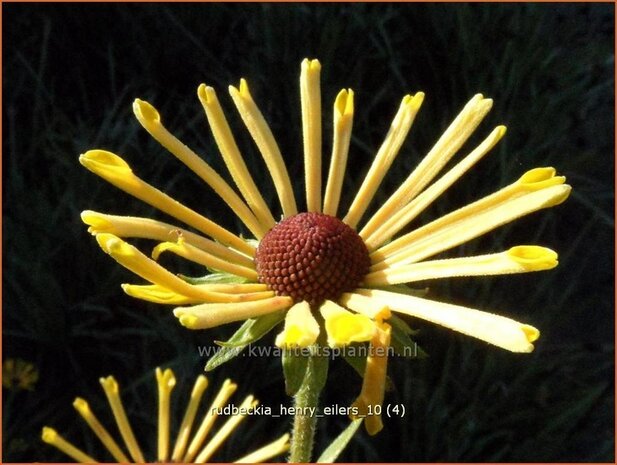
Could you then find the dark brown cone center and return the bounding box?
[254,212,371,306]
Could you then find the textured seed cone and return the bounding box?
[255,212,370,306]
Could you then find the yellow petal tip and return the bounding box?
[482,97,494,108]
[95,233,136,259]
[72,397,88,412]
[197,83,216,104]
[553,184,572,205]
[302,57,321,71]
[95,233,121,253]
[177,313,199,329]
[80,211,112,232]
[79,150,131,171]
[99,375,119,393]
[133,98,160,124]
[519,167,558,184]
[334,88,354,117]
[239,78,249,95]
[522,324,540,344]
[197,82,207,97]
[411,91,425,108]
[41,426,57,443]
[508,246,558,270]
[155,367,177,385]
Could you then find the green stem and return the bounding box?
[288,351,328,463]
[289,378,319,462]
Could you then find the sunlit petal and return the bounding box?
[80,150,254,256]
[357,289,539,353]
[174,296,294,329]
[365,246,558,286]
[197,84,276,229]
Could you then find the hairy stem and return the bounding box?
[288,351,327,462]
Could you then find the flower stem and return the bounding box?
[289,350,328,463]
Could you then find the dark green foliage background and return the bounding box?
[3,3,614,462]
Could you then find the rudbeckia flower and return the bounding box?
[80,58,570,435]
[42,368,289,462]
[2,358,39,391]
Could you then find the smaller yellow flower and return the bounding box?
[2,358,38,391]
[41,368,289,463]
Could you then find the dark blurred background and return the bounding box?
[3,3,614,462]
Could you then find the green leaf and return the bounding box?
[282,348,310,396]
[388,313,419,335]
[204,310,285,371]
[389,326,427,359]
[343,348,367,378]
[179,272,249,285]
[389,315,428,359]
[317,419,364,463]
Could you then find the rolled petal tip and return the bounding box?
[41,426,58,443]
[133,98,160,124]
[301,57,321,71]
[175,312,199,329]
[99,375,119,393]
[495,124,507,137]
[197,83,214,103]
[403,91,425,110]
[522,324,540,344]
[79,150,132,172]
[334,88,354,117]
[95,233,126,255]
[518,167,567,190]
[552,184,572,206]
[507,246,558,270]
[72,397,90,413]
[81,210,112,233]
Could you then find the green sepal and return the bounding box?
[342,343,368,378]
[317,418,364,463]
[282,348,310,396]
[282,342,329,397]
[389,314,428,359]
[343,354,366,378]
[204,310,285,371]
[309,342,330,393]
[179,271,249,285]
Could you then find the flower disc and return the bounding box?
[255,212,370,306]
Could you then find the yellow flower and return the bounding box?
[80,58,570,435]
[2,358,39,391]
[41,368,289,463]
